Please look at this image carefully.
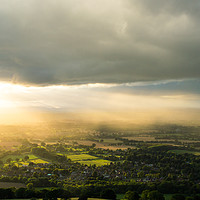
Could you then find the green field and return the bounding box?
[1,154,38,163]
[79,159,111,166]
[67,153,111,166]
[169,150,200,155]
[102,139,123,144]
[29,158,49,164]
[67,154,98,161]
[1,152,110,167]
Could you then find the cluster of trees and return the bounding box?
[123,146,200,181]
[0,187,117,200]
[0,175,27,183]
[62,180,200,197]
[0,186,200,200]
[31,147,69,163]
[0,187,71,199]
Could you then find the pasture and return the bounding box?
[102,138,123,144]
[67,154,98,161]
[1,153,49,166]
[79,159,111,166]
[66,153,111,166]
[1,154,37,163]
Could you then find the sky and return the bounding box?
[0,0,200,123]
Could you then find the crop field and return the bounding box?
[122,136,156,141]
[72,140,94,146]
[30,158,49,164]
[79,159,111,166]
[102,138,123,144]
[66,153,111,166]
[67,154,98,161]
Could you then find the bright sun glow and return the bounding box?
[0,99,16,108]
[0,82,20,108]
[0,81,200,111]
[0,81,200,124]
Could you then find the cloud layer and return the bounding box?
[0,0,200,85]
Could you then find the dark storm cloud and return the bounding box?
[0,0,200,85]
